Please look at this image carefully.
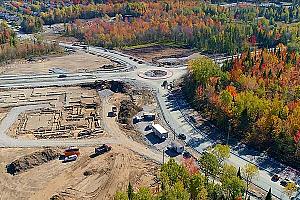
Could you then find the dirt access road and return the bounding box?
[99,90,164,164]
[0,146,158,200]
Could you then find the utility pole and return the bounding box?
[227,119,232,145]
[162,149,165,164]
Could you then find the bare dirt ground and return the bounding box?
[121,45,195,62]
[0,51,113,75]
[0,145,159,200]
[2,86,104,140]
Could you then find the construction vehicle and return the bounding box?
[64,147,80,157]
[95,144,112,155]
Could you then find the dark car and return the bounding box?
[183,151,192,158]
[271,174,280,182]
[280,178,290,187]
[58,74,67,78]
[95,144,112,155]
[178,133,187,140]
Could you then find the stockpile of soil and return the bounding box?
[6,148,61,175]
[81,80,132,93]
[118,99,142,126]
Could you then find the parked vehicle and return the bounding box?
[112,106,117,113]
[133,116,142,123]
[95,144,112,155]
[183,151,192,158]
[142,112,155,121]
[63,154,78,162]
[108,111,116,117]
[151,123,168,140]
[64,147,80,157]
[58,74,67,78]
[170,142,184,154]
[280,178,291,187]
[271,174,280,182]
[178,133,187,140]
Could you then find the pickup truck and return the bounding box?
[63,154,78,163]
[95,144,112,155]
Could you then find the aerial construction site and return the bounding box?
[0,22,299,200]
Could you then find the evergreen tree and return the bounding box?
[265,188,272,200]
[237,167,242,179]
[127,182,134,200]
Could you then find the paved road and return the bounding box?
[0,43,297,199]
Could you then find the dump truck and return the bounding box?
[151,123,168,140]
[95,144,112,155]
[64,147,80,157]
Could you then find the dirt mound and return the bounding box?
[81,80,132,93]
[50,195,65,200]
[6,148,60,175]
[118,99,142,126]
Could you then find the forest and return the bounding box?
[2,0,300,52]
[63,1,294,54]
[184,45,300,169]
[0,22,62,63]
[114,145,296,200]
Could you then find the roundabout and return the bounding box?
[137,69,173,80]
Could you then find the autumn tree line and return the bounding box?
[114,145,297,200]
[2,0,300,52]
[63,1,295,54]
[0,22,62,63]
[184,45,300,169]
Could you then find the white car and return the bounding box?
[63,154,78,162]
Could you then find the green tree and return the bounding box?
[199,152,220,182]
[115,191,129,200]
[188,173,207,200]
[163,181,190,200]
[242,164,259,199]
[189,57,228,87]
[221,164,245,199]
[212,144,231,165]
[160,159,189,189]
[134,187,154,200]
